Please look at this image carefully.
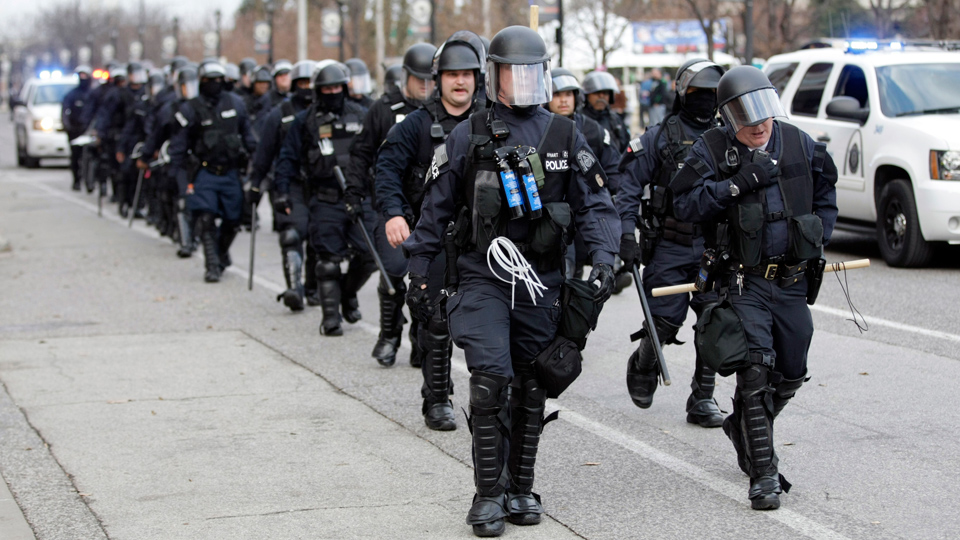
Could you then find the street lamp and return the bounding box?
[215,10,222,58]
[337,0,346,62]
[265,0,276,65]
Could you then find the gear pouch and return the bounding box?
[736,202,764,268]
[559,277,601,351]
[694,296,751,377]
[472,171,503,253]
[788,214,823,262]
[529,201,572,256]
[534,335,582,399]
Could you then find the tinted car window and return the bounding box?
[876,63,960,117]
[32,83,74,105]
[791,62,833,116]
[833,64,869,108]
[765,62,798,96]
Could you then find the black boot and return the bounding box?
[421,313,455,430]
[686,356,724,427]
[506,376,552,526]
[277,229,305,312]
[197,213,221,283]
[218,222,239,272]
[340,253,376,324]
[466,372,511,537]
[316,260,343,336]
[371,279,406,367]
[626,317,680,409]
[304,245,320,306]
[409,318,423,367]
[176,202,195,258]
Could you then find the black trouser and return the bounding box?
[69,143,83,186]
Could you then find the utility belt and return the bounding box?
[741,256,808,288]
[304,181,342,204]
[661,216,700,246]
[199,161,236,177]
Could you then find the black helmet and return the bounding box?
[224,63,240,82]
[290,60,317,83]
[110,66,128,81]
[313,63,349,89]
[75,65,92,76]
[169,56,189,73]
[272,59,293,77]
[253,65,272,83]
[197,61,226,80]
[239,58,258,76]
[551,67,580,95]
[344,58,372,95]
[479,36,491,56]
[175,63,199,100]
[384,64,404,90]
[127,62,148,85]
[675,58,724,101]
[581,71,618,95]
[148,71,165,96]
[403,42,437,80]
[716,66,786,133]
[433,32,484,78]
[486,26,551,106]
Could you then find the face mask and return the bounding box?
[317,91,344,113]
[293,87,313,105]
[223,81,236,92]
[681,91,717,126]
[79,78,92,90]
[200,80,222,98]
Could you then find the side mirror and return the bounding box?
[826,96,869,124]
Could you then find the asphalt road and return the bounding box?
[1,116,959,540]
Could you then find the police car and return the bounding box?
[764,40,960,267]
[12,71,77,168]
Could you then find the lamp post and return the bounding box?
[173,17,180,56]
[215,9,222,58]
[337,0,346,62]
[266,0,276,65]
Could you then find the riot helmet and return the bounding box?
[127,62,148,85]
[672,58,724,125]
[253,66,272,83]
[344,58,372,95]
[74,65,92,77]
[717,66,786,134]
[433,31,485,105]
[197,61,225,98]
[383,64,403,91]
[291,60,317,83]
[148,71,165,98]
[110,66,128,86]
[547,67,581,117]
[290,60,317,104]
[272,59,293,77]
[486,25,552,107]
[313,63,349,113]
[581,71,618,101]
[239,58,258,76]
[479,36,491,56]
[224,63,240,82]
[550,67,580,96]
[401,42,437,100]
[170,56,189,72]
[175,64,199,100]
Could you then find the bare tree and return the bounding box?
[922,0,959,39]
[682,0,721,61]
[569,0,632,68]
[868,0,915,38]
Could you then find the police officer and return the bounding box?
[252,59,292,130]
[374,32,486,430]
[617,59,727,428]
[581,71,630,153]
[545,68,626,281]
[114,62,152,218]
[404,26,619,536]
[249,60,318,311]
[344,58,375,110]
[223,63,241,93]
[383,64,404,92]
[95,65,132,205]
[670,66,838,510]
[62,65,95,191]
[169,61,257,282]
[274,63,373,336]
[343,41,436,366]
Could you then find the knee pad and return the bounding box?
[426,309,449,339]
[316,260,341,281]
[653,316,682,345]
[279,228,301,249]
[517,376,547,408]
[469,371,511,412]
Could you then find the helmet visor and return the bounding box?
[486,61,552,107]
[720,88,786,133]
[401,72,435,102]
[552,74,580,94]
[350,73,372,94]
[179,79,199,100]
[677,62,722,95]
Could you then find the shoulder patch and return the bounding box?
[174,111,188,127]
[628,137,644,154]
[429,144,449,182]
[576,149,596,173]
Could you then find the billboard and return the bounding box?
[631,19,727,54]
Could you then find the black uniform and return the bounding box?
[169,91,257,281]
[252,89,287,133]
[582,105,630,154]
[143,89,186,244]
[671,119,838,506]
[274,99,376,335]
[116,89,153,212]
[62,81,94,188]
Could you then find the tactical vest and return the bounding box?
[698,122,826,267]
[300,104,362,201]
[459,109,577,272]
[186,96,243,168]
[404,98,469,219]
[650,114,699,245]
[108,88,136,137]
[278,100,299,145]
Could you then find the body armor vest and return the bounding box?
[300,104,362,201]
[278,100,300,144]
[651,114,699,245]
[460,109,577,271]
[186,96,243,167]
[405,98,469,220]
[699,122,825,267]
[109,88,136,137]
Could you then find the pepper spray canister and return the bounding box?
[517,156,542,220]
[498,159,525,220]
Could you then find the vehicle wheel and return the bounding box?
[877,179,935,267]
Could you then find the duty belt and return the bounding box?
[201,161,232,176]
[743,257,808,283]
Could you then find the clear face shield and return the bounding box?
[720,87,786,133]
[402,70,435,101]
[178,79,199,100]
[129,68,149,85]
[551,75,580,94]
[350,73,373,95]
[486,61,552,107]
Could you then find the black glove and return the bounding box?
[730,151,779,194]
[344,192,363,223]
[244,181,263,208]
[619,233,638,270]
[405,273,432,322]
[588,263,616,304]
[273,193,291,215]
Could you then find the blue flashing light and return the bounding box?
[51,70,62,79]
[890,41,903,50]
[39,70,50,79]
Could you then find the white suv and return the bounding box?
[12,73,77,168]
[764,42,960,267]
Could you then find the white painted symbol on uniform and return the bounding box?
[545,159,568,171]
[221,109,237,119]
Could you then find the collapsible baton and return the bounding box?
[631,263,671,386]
[333,166,395,295]
[248,201,257,291]
[651,259,871,297]
[127,143,146,228]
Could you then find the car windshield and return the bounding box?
[32,83,74,105]
[877,63,960,117]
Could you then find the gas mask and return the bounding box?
[199,79,222,98]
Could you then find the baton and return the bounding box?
[631,264,671,386]
[651,258,872,297]
[97,173,103,217]
[128,168,145,228]
[333,166,395,295]
[248,202,257,291]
